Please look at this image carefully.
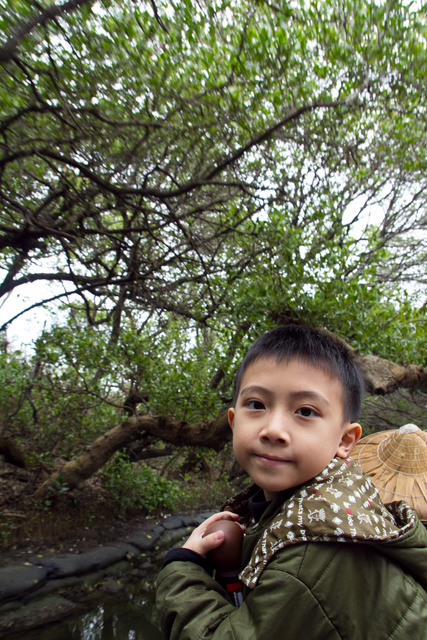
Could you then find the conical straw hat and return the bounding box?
[351,424,427,521]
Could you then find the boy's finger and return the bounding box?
[183,531,225,556]
[203,529,226,550]
[181,511,239,555]
[198,511,239,534]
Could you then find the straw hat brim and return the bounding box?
[352,426,427,520]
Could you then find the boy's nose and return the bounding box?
[259,412,290,444]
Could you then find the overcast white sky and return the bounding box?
[0,279,65,352]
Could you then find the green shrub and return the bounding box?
[102,452,181,515]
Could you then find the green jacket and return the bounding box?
[156,458,427,639]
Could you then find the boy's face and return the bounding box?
[228,357,361,501]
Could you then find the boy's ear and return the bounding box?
[228,408,235,431]
[336,423,362,459]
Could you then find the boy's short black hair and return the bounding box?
[232,325,364,422]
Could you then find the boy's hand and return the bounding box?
[182,511,243,557]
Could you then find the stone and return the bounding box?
[0,594,83,633]
[126,529,162,551]
[181,515,205,527]
[158,526,192,548]
[28,545,130,579]
[105,541,140,559]
[162,516,184,530]
[0,564,49,604]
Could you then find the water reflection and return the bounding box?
[4,584,163,640]
[68,593,162,640]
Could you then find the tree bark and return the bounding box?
[355,353,427,395]
[33,410,230,499]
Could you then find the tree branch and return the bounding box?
[0,0,94,63]
[33,410,230,499]
[355,353,427,396]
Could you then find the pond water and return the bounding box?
[3,580,163,640]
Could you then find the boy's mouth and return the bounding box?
[255,453,291,465]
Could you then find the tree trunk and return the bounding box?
[34,410,230,499]
[33,350,427,500]
[0,437,26,468]
[355,353,427,395]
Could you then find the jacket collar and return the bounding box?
[237,457,415,588]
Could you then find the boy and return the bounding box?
[156,325,427,639]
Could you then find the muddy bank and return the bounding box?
[0,512,211,638]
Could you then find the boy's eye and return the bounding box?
[296,407,318,418]
[245,400,265,410]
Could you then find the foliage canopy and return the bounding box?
[0,0,426,504]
